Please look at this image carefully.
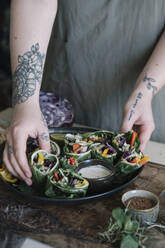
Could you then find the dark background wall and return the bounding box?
[0,0,12,111]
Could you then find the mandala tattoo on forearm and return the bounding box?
[12,43,45,106]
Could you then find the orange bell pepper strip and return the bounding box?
[54,172,59,181]
[130,131,138,147]
[130,158,139,164]
[139,156,150,165]
[73,144,80,153]
[130,156,150,165]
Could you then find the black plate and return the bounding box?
[0,127,144,205]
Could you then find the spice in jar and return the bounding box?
[125,197,156,210]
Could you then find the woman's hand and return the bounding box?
[3,104,50,186]
[120,89,155,151]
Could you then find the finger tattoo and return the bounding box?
[8,144,14,157]
[39,132,49,142]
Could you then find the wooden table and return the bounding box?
[0,162,165,248]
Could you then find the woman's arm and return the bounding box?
[3,0,57,185]
[121,30,165,151]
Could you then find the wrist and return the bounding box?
[12,80,41,106]
[12,87,40,107]
[12,99,40,116]
[132,82,153,103]
[125,83,153,116]
[134,70,159,99]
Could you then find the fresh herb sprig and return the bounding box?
[98,207,148,248]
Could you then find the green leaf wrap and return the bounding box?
[87,130,115,141]
[30,150,59,186]
[115,160,141,176]
[92,150,115,164]
[91,143,117,164]
[59,157,78,170]
[45,169,89,198]
[50,140,61,156]
[127,131,140,151]
[63,145,91,162]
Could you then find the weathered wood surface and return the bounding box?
[0,162,165,248]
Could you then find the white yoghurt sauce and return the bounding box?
[79,165,111,179]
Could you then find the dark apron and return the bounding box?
[43,0,165,143]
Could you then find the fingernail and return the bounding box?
[25,178,32,186]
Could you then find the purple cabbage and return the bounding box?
[39,91,74,128]
[123,147,135,160]
[123,151,130,159]
[119,136,126,148]
[105,142,115,154]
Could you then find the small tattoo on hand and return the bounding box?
[39,132,49,142]
[128,109,135,121]
[128,92,143,121]
[8,145,13,156]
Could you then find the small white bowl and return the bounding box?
[122,190,159,225]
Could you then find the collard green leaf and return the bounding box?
[46,168,89,198]
[50,140,61,156]
[17,182,37,195]
[45,182,58,198]
[30,150,59,186]
[127,131,140,151]
[59,157,76,170]
[32,166,44,182]
[92,150,115,164]
[56,184,87,196]
[45,175,66,198]
[87,130,115,143]
[50,133,65,147]
[115,160,140,176]
[64,147,91,162]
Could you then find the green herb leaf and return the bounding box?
[98,207,147,248]
[120,235,138,248]
[124,216,139,233]
[112,208,125,228]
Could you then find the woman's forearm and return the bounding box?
[121,30,165,150]
[134,30,165,97]
[4,0,58,184]
[10,0,57,107]
[127,30,165,122]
